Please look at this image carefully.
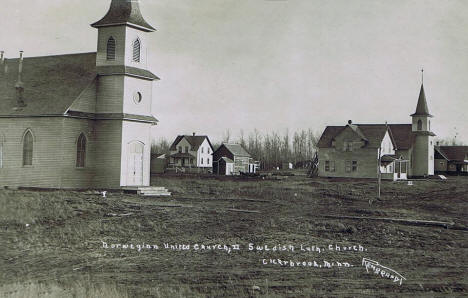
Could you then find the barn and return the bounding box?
[0,0,159,189]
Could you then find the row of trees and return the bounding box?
[151,129,321,170]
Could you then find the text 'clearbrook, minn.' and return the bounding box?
[101,241,368,254]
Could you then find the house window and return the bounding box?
[207,158,210,164]
[76,133,87,168]
[208,148,210,154]
[133,38,141,62]
[352,161,358,172]
[106,37,116,60]
[417,119,422,131]
[201,147,204,153]
[325,160,335,172]
[201,158,204,165]
[344,141,353,152]
[23,130,33,166]
[190,159,194,165]
[185,146,188,153]
[178,146,182,153]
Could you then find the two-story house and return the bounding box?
[168,134,213,170]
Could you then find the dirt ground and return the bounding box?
[1,173,467,297]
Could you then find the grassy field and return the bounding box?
[1,172,467,297]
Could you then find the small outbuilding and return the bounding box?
[213,143,254,175]
[213,157,234,175]
[150,154,167,174]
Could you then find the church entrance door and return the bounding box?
[128,141,144,186]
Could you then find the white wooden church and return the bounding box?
[0,0,159,189]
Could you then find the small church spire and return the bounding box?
[91,0,155,32]
[411,71,432,117]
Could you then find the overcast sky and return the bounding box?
[1,0,467,144]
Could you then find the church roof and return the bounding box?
[411,84,433,117]
[387,124,413,150]
[0,52,159,120]
[0,53,97,116]
[91,0,155,32]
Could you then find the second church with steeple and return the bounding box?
[317,79,436,180]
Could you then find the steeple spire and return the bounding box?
[411,78,432,118]
[91,0,155,32]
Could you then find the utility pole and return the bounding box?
[377,147,381,200]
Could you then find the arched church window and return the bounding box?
[23,130,33,166]
[107,37,116,61]
[76,133,87,168]
[417,119,422,131]
[133,38,141,62]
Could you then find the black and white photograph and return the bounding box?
[1,0,467,297]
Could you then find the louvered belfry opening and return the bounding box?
[133,38,141,62]
[106,37,116,60]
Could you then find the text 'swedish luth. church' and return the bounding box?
[0,0,159,189]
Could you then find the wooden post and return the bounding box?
[378,148,381,199]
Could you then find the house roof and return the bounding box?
[0,52,159,118]
[317,126,345,148]
[91,0,156,32]
[317,124,391,149]
[169,135,213,151]
[435,146,468,162]
[318,123,416,150]
[411,84,433,117]
[218,143,251,157]
[220,157,234,163]
[0,53,97,116]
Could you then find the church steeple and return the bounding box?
[91,0,155,32]
[411,84,433,117]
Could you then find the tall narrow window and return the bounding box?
[76,133,87,168]
[23,130,33,166]
[0,134,3,168]
[107,37,116,60]
[417,119,422,131]
[133,38,141,62]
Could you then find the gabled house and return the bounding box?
[213,143,254,175]
[317,83,435,180]
[435,146,468,174]
[168,134,213,169]
[0,0,159,189]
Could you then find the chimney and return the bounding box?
[192,132,196,136]
[348,120,352,125]
[15,51,26,107]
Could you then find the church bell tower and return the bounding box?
[91,0,159,187]
[410,75,435,177]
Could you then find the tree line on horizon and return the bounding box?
[151,129,321,170]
